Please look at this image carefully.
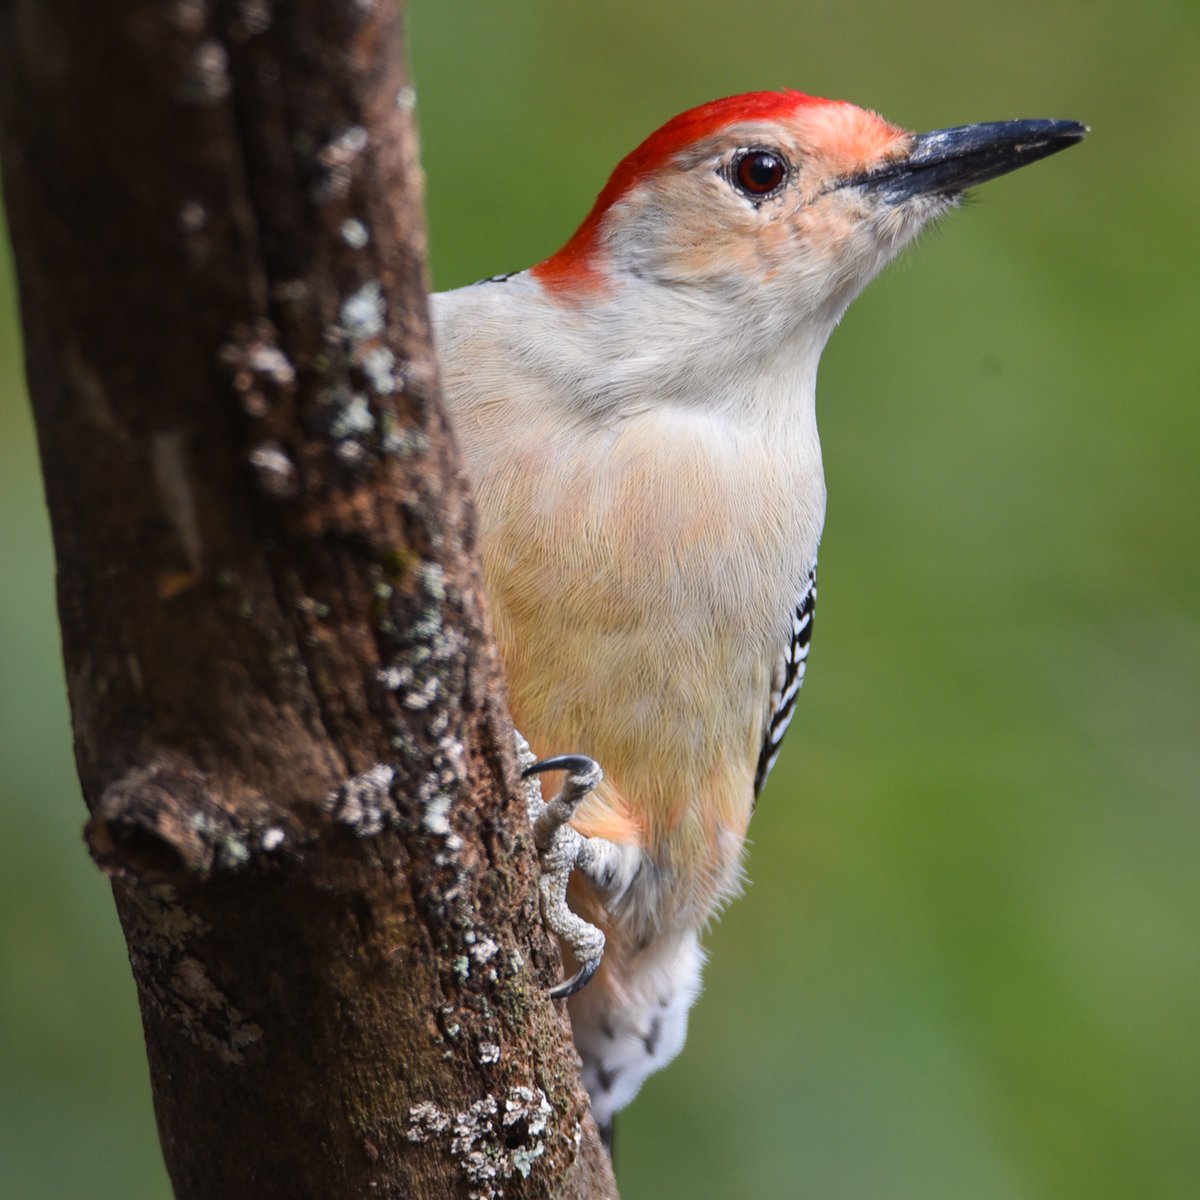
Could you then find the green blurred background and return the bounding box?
[2,1,1197,1196]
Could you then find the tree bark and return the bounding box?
[0,1,617,1196]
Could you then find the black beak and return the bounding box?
[846,118,1088,202]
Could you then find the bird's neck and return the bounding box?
[501,270,835,433]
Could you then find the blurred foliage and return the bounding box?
[2,1,1198,1196]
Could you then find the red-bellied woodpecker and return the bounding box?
[432,90,1085,1136]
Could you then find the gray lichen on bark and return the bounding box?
[0,0,617,1195]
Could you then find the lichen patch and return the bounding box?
[405,1086,555,1199]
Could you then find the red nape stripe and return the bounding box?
[532,90,831,293]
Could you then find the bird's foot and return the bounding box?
[516,733,612,999]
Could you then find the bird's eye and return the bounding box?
[731,149,788,198]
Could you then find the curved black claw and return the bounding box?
[522,754,599,779]
[548,955,600,1001]
[519,746,606,999]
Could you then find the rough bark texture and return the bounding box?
[0,1,617,1196]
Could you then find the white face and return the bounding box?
[520,97,1081,419]
[601,102,956,326]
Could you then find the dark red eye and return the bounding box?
[732,150,787,197]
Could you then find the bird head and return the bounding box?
[533,91,1085,336]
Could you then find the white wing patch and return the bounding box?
[754,563,817,799]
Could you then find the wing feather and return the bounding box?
[753,563,817,799]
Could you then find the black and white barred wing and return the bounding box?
[753,564,817,799]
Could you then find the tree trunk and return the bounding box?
[0,0,617,1195]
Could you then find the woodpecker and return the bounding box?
[431,91,1084,1134]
